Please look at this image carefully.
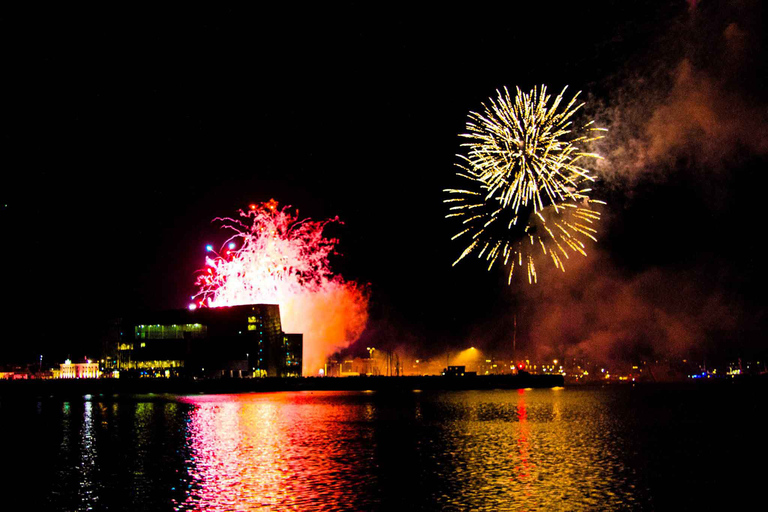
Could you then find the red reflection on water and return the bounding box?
[514,389,533,491]
[176,392,372,511]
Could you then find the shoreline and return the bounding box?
[3,374,762,399]
[0,374,564,398]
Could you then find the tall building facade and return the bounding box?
[114,304,302,378]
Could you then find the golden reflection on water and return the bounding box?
[404,388,639,510]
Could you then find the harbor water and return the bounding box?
[1,383,764,510]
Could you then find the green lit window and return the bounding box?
[134,323,207,340]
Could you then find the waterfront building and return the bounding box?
[0,370,30,380]
[324,358,361,377]
[282,333,303,377]
[54,360,101,379]
[441,365,477,377]
[112,304,302,378]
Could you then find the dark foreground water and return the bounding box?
[1,384,765,511]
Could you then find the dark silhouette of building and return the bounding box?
[113,304,302,378]
[441,365,477,377]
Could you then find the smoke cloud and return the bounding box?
[512,1,768,365]
[517,251,743,366]
[596,3,767,185]
[280,282,369,376]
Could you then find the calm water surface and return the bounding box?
[1,384,764,510]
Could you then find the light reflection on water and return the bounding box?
[2,385,765,510]
[175,389,640,511]
[177,392,381,511]
[402,389,643,511]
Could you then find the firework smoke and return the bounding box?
[594,3,768,185]
[446,86,606,283]
[515,249,744,371]
[193,200,369,375]
[513,0,768,367]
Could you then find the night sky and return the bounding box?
[2,2,766,366]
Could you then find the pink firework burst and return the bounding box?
[193,200,369,375]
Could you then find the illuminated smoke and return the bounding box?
[509,2,768,365]
[193,200,369,375]
[517,250,742,368]
[595,4,768,185]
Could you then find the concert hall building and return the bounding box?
[111,304,302,378]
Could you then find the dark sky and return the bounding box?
[2,2,766,365]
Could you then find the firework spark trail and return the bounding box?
[446,86,606,283]
[193,200,369,374]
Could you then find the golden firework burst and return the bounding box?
[446,85,606,283]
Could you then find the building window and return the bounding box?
[134,323,207,340]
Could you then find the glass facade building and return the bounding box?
[114,304,302,378]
